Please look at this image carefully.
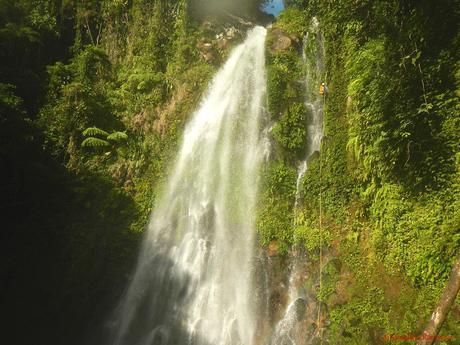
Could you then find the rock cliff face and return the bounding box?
[197,18,250,63]
[268,27,299,53]
[261,2,460,344]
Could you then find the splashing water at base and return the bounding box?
[111,26,268,345]
[268,249,311,345]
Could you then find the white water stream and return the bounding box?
[270,18,325,345]
[112,26,268,345]
[295,17,325,205]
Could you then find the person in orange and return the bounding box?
[319,82,328,95]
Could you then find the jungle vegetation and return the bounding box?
[1,0,458,344]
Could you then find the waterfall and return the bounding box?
[111,26,268,345]
[270,18,325,345]
[295,17,325,204]
[268,248,311,345]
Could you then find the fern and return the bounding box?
[107,131,128,142]
[82,137,110,148]
[82,127,109,137]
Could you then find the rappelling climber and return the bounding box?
[319,82,328,96]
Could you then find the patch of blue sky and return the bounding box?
[262,0,284,16]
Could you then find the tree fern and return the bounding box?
[82,137,110,148]
[107,131,128,142]
[83,127,109,137]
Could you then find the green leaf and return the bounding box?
[81,137,110,148]
[82,127,109,137]
[411,51,421,66]
[107,131,128,142]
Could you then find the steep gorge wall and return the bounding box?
[261,1,459,343]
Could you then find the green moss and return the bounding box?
[256,162,297,251]
[276,7,309,37]
[293,209,332,254]
[266,47,305,119]
[272,102,308,154]
[270,0,460,342]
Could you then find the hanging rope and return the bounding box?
[317,140,324,345]
[317,86,326,345]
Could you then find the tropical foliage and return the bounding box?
[1,0,458,343]
[1,1,267,344]
[262,0,459,343]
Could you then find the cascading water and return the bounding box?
[295,17,325,205]
[111,26,268,345]
[268,248,312,345]
[269,18,325,345]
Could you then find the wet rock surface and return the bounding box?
[268,28,299,53]
[197,16,252,63]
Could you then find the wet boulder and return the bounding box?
[269,28,298,53]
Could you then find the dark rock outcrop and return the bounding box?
[269,28,299,53]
